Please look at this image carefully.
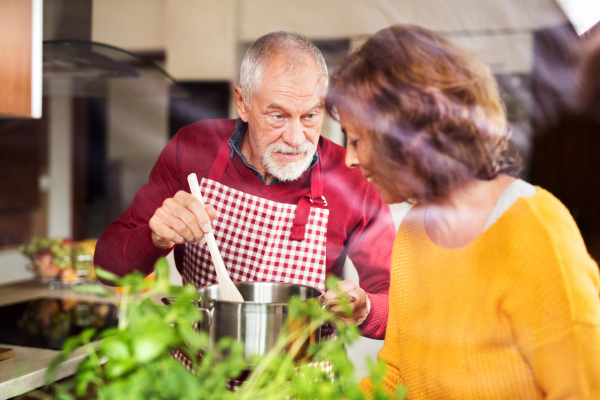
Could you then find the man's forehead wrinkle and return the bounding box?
[264,99,324,113]
[260,86,323,104]
[270,81,323,93]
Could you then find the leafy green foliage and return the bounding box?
[37,258,405,399]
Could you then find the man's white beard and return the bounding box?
[262,141,316,182]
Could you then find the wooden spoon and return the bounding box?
[187,173,244,302]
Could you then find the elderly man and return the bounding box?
[94,31,395,338]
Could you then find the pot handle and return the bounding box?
[161,297,213,326]
[196,304,214,326]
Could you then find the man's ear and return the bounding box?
[235,87,249,122]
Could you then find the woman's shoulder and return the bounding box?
[515,187,581,238]
[499,188,600,327]
[500,187,598,279]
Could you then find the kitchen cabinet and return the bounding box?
[0,116,46,248]
[0,0,42,118]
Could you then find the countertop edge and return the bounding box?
[0,348,86,400]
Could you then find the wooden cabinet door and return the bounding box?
[0,0,42,118]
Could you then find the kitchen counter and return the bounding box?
[0,280,115,400]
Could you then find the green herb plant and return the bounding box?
[36,258,405,399]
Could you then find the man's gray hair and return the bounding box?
[239,31,328,109]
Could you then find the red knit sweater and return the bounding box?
[95,119,395,339]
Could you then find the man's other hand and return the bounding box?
[322,279,371,326]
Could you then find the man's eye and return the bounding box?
[349,139,360,148]
[273,114,283,120]
[306,113,316,119]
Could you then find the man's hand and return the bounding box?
[149,190,217,249]
[322,279,371,326]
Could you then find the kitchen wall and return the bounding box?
[93,0,567,75]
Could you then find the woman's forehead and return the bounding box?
[338,109,369,136]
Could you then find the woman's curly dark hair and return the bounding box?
[325,24,521,204]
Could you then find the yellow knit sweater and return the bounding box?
[360,188,600,399]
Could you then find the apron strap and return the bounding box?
[208,131,235,182]
[291,146,325,241]
[207,130,324,242]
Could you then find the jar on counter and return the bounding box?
[74,253,94,282]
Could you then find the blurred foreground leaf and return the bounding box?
[44,259,405,399]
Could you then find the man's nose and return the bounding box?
[345,146,359,169]
[283,119,305,148]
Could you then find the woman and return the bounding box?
[325,25,600,399]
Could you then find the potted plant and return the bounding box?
[34,258,405,399]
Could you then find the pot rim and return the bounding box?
[196,281,324,305]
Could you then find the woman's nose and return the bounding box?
[345,146,359,169]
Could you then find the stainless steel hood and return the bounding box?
[43,40,139,78]
[41,0,176,97]
[42,0,133,83]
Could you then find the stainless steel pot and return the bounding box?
[196,281,324,360]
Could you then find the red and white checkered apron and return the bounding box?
[181,133,329,291]
[172,133,332,386]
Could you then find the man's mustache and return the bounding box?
[267,142,315,155]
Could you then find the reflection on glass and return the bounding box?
[0,298,118,350]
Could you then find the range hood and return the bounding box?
[42,0,176,97]
[43,40,139,78]
[41,39,178,97]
